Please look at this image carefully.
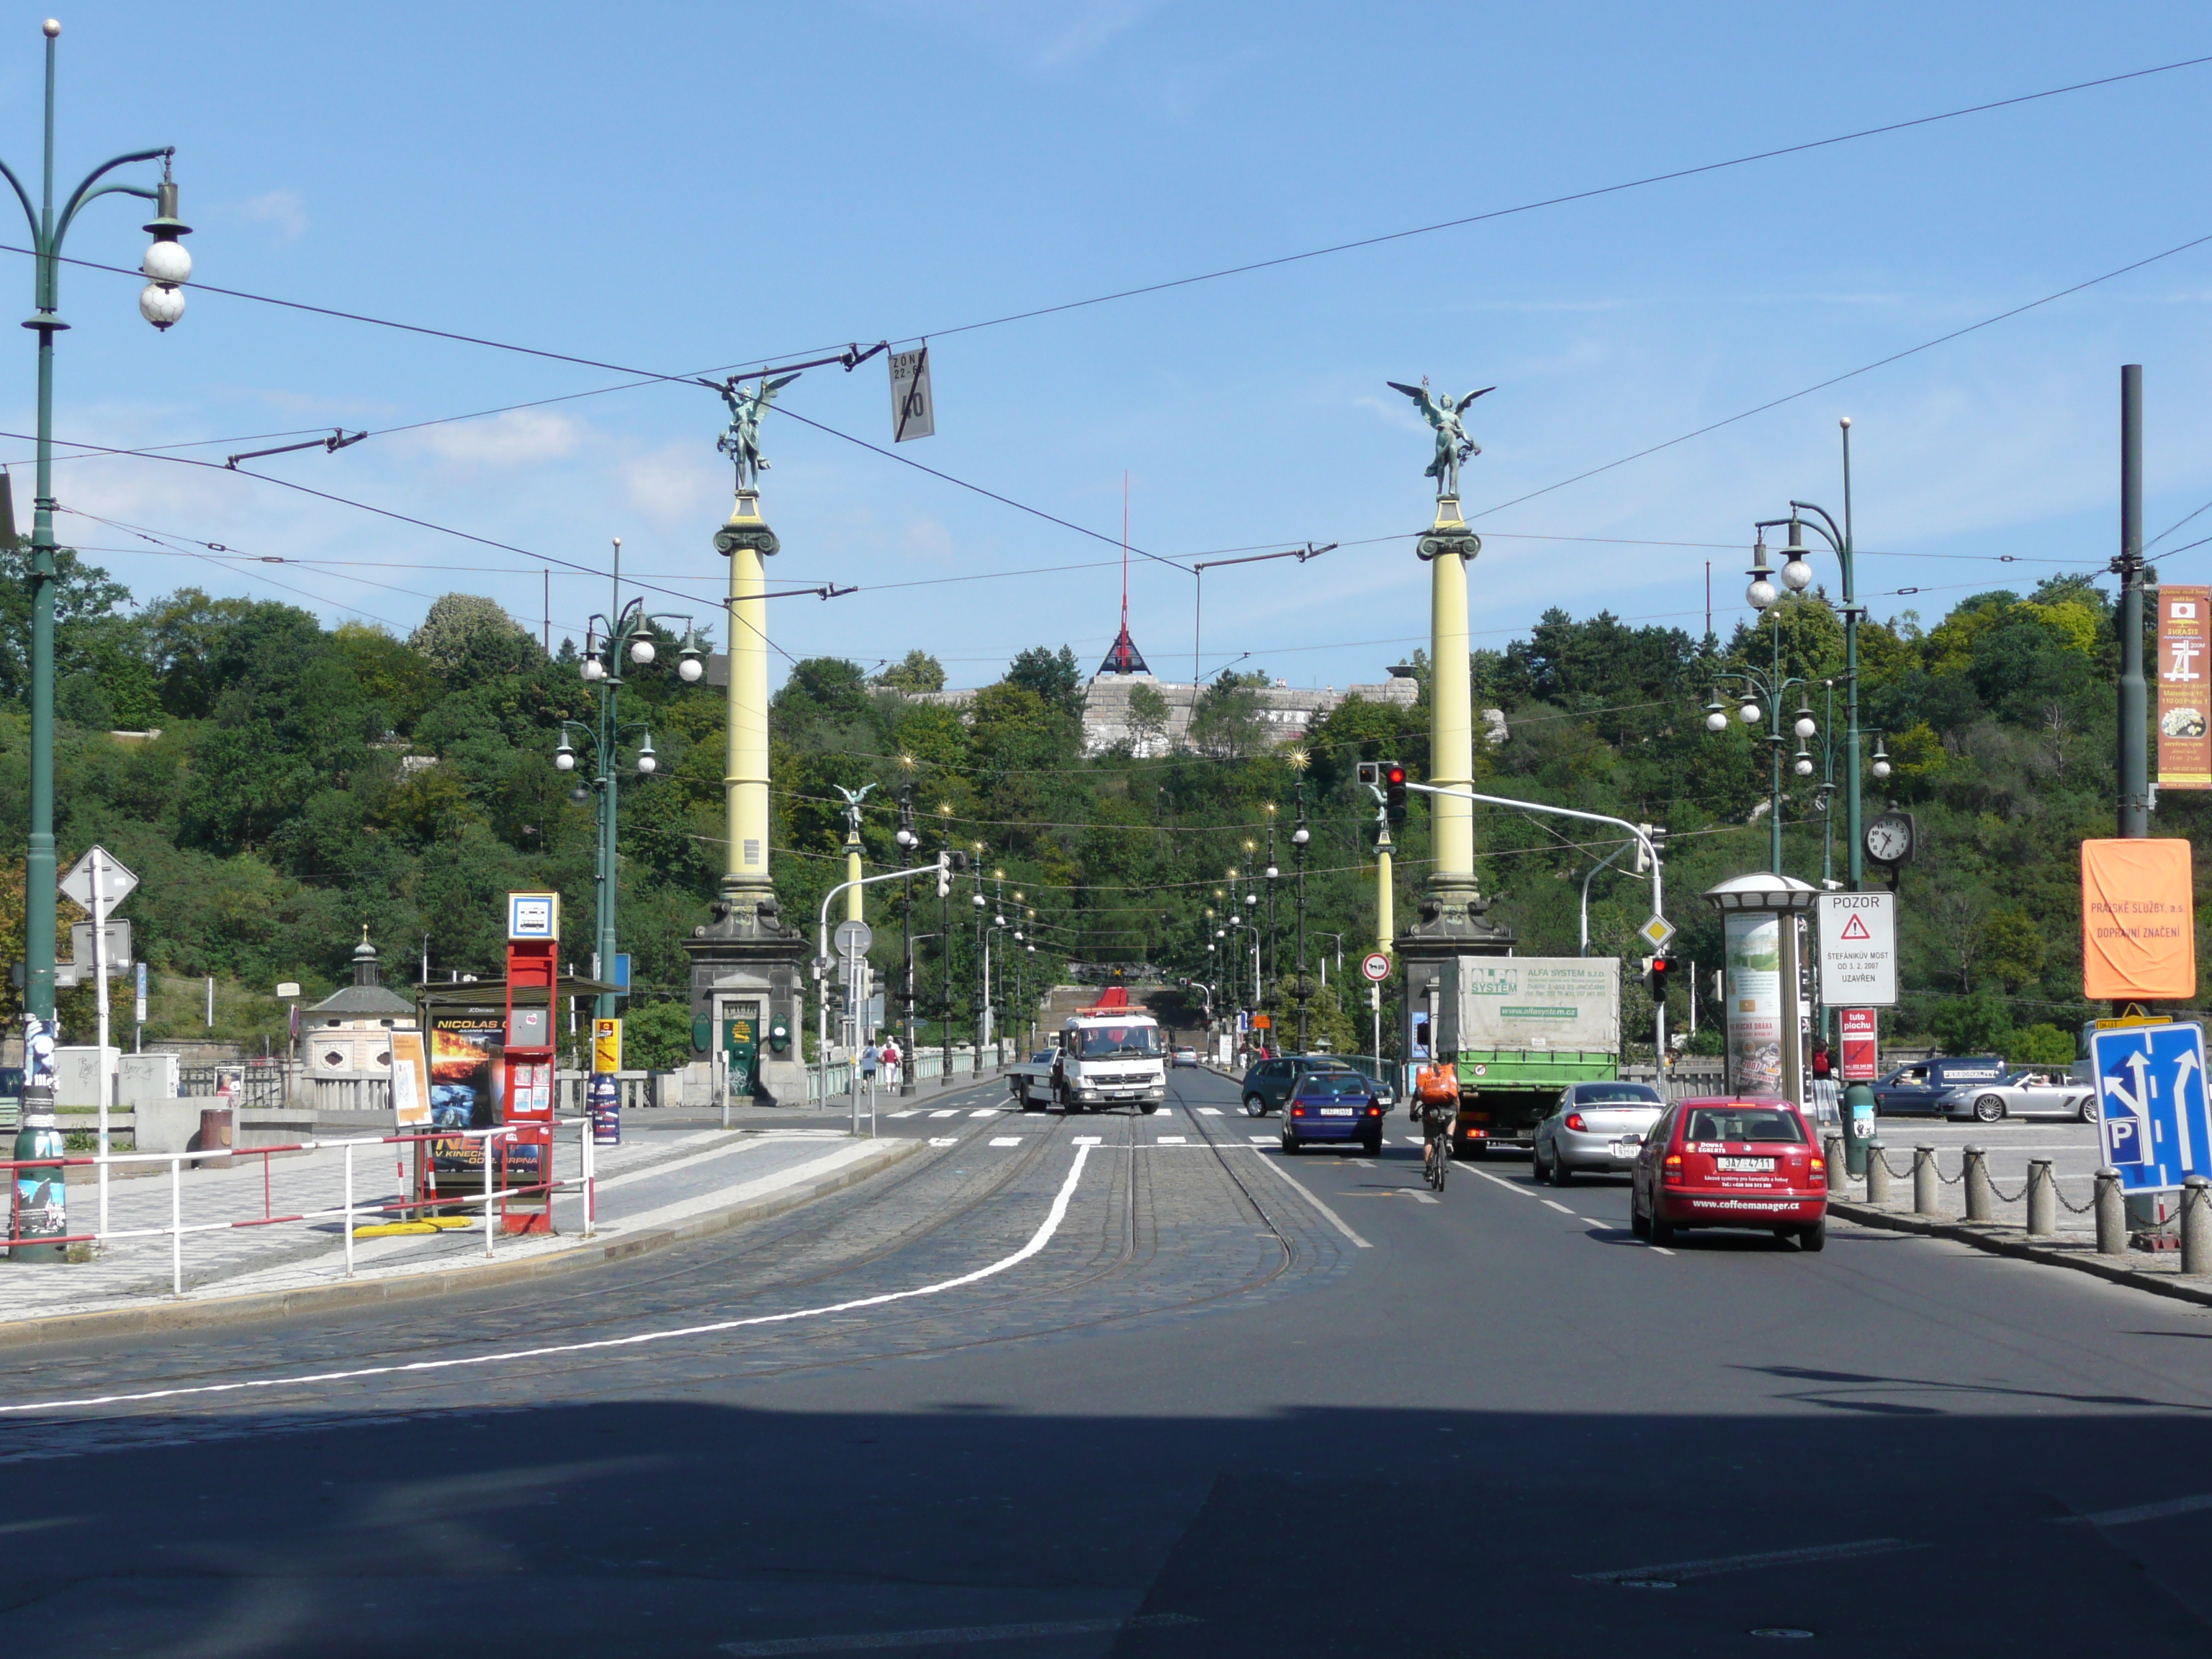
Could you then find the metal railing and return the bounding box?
[2,1119,598,1298]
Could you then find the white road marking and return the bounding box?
[719,1613,1198,1655]
[987,1137,1022,1148]
[1402,1137,1425,1146]
[1071,1136,1104,1146]
[927,1138,958,1147]
[886,1110,920,1119]
[1578,1537,1920,1585]
[1541,1200,1576,1216]
[1650,1246,1676,1256]
[1249,1135,1272,1144]
[1155,1136,1187,1144]
[2061,1491,2212,1527]
[928,1110,959,1120]
[1470,1168,1538,1200]
[1197,1107,1223,1116]
[0,1142,1106,1416]
[1251,1154,1373,1249]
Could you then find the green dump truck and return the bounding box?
[1434,956,1622,1158]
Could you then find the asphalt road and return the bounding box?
[4,1064,2212,1657]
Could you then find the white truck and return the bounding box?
[1052,994,1168,1115]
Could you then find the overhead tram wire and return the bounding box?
[4,52,2206,391]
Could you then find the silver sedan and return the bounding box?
[1532,1082,1666,1184]
[1938,1069,2098,1124]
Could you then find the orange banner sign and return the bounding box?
[2159,586,2211,788]
[2081,838,2198,1002]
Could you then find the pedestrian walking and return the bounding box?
[881,1038,901,1090]
[860,1040,881,1087]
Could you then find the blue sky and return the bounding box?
[7,1,2212,693]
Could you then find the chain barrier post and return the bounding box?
[2182,1176,2212,1276]
[483,1130,495,1258]
[1913,1145,1938,1215]
[1866,1140,1889,1205]
[2026,1159,2055,1237]
[2094,1167,2126,1255]
[1823,1134,1848,1192]
[1962,1144,1991,1222]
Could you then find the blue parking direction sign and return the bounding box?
[2092,1021,2211,1192]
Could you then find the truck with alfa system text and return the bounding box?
[1429,956,1622,1156]
[1053,988,1168,1114]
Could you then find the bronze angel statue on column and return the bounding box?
[1387,378,1493,498]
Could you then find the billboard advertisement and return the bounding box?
[428,1015,503,1182]
[1448,956,1619,1053]
[1724,913,1783,1094]
[2158,585,2211,789]
[1839,1007,1878,1083]
[2081,839,2198,1002]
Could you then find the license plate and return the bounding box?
[1716,1156,1776,1172]
[1610,1138,1640,1157]
[1320,1107,1357,1117]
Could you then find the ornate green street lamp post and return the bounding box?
[11,19,192,1261]
[552,537,700,1025]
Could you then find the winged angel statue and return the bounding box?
[1387,379,1493,499]
[718,372,801,493]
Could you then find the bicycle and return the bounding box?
[1421,1109,1452,1192]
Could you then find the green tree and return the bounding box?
[408,594,539,687]
[875,649,946,693]
[624,999,696,1069]
[1004,645,1084,716]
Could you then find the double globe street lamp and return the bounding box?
[552,555,702,1023]
[13,18,194,1260]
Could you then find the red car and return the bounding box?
[1629,1095,1828,1251]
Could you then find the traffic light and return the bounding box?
[1356,761,1381,788]
[936,850,952,898]
[1646,956,1679,996]
[1384,762,1408,825]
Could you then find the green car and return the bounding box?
[1241,1056,1367,1118]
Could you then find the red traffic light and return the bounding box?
[1385,765,1406,787]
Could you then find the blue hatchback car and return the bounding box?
[1281,1070,1385,1155]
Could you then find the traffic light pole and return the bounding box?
[1405,783,1664,927]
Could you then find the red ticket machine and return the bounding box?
[502,892,562,1235]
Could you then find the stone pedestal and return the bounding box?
[685,896,809,1106]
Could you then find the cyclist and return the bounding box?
[1412,1058,1460,1188]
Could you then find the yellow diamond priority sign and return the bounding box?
[1636,914,1676,952]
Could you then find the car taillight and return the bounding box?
[1565,1112,1586,1132]
[1367,1105,1381,1116]
[1663,1152,1683,1184]
[1291,1106,1305,1116]
[1809,1155,1826,1184]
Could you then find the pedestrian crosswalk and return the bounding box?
[1197,1107,1223,1116]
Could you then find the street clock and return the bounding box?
[1864,810,1917,867]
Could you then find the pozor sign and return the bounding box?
[1817,893,1896,1007]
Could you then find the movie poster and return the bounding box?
[1724,912,1782,1095]
[428,1015,504,1182]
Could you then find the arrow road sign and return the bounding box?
[1360,951,1393,984]
[59,845,137,912]
[2092,1020,2211,1192]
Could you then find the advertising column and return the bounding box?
[503,892,560,1236]
[1723,913,1782,1096]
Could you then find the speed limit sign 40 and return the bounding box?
[1360,951,1393,984]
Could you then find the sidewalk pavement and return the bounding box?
[0,1117,921,1343]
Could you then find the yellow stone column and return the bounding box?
[1376,823,1395,953]
[1426,496,1475,887]
[719,490,773,910]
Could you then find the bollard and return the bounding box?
[2025,1159,2055,1237]
[1913,1144,1938,1215]
[1823,1134,1848,1190]
[1962,1144,1991,1223]
[2095,1168,2126,1256]
[1866,1139,1890,1205]
[2184,1177,2212,1276]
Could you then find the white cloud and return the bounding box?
[240,189,307,241]
[404,408,584,469]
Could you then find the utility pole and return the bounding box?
[2116,364,2149,840]
[894,779,919,1095]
